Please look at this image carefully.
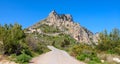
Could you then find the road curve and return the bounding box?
[30,46,85,64]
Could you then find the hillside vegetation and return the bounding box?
[0,24,49,63]
[0,23,77,64]
[70,28,120,64]
[0,23,120,64]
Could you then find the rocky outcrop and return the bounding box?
[27,10,99,44]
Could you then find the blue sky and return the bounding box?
[0,0,120,33]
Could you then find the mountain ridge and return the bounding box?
[26,10,99,44]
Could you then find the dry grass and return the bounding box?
[97,53,120,64]
[0,55,18,64]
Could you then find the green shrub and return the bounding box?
[107,49,115,54]
[16,53,32,63]
[0,24,26,55]
[76,52,101,63]
[90,56,101,63]
[71,44,101,63]
[88,61,100,64]
[114,46,120,55]
[76,54,87,61]
[38,24,61,33]
[88,61,109,64]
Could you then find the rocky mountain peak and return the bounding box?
[49,10,57,15]
[48,10,58,18]
[27,10,99,44]
[47,10,73,23]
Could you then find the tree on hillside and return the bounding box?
[0,23,27,55]
[97,28,120,55]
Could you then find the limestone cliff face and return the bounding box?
[27,10,99,44]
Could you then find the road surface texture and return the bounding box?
[30,46,85,64]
